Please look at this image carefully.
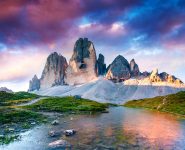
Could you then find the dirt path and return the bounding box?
[17,97,47,106]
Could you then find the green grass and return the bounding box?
[22,96,109,112]
[0,91,39,106]
[0,108,46,145]
[0,108,45,125]
[124,91,185,116]
[0,135,20,145]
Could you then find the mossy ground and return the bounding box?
[124,91,185,116]
[0,91,39,106]
[22,96,109,113]
[0,108,46,145]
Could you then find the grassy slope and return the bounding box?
[0,91,39,106]
[124,91,185,115]
[22,96,109,112]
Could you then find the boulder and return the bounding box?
[64,129,76,136]
[40,52,68,89]
[130,59,140,77]
[106,55,131,82]
[28,75,40,91]
[65,38,98,85]
[96,53,106,75]
[48,139,71,149]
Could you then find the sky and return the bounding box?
[0,0,185,91]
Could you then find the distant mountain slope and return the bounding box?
[124,91,185,116]
[34,77,185,104]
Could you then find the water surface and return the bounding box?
[1,107,185,150]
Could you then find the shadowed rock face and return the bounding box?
[40,52,68,89]
[97,54,106,75]
[106,55,131,82]
[29,75,40,91]
[130,59,140,77]
[65,38,97,85]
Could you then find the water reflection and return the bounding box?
[1,107,185,150]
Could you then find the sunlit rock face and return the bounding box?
[28,75,40,91]
[96,53,106,76]
[130,59,140,77]
[149,69,183,85]
[106,55,131,82]
[65,38,98,85]
[40,52,68,89]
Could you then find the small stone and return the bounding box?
[31,122,36,125]
[51,120,59,125]
[64,129,76,136]
[8,128,15,132]
[48,130,63,137]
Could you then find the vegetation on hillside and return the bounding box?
[0,91,39,106]
[22,96,109,112]
[124,91,185,116]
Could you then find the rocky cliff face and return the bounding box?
[149,69,183,84]
[40,52,68,89]
[130,59,140,77]
[28,75,40,91]
[96,53,106,75]
[106,55,131,82]
[65,38,97,85]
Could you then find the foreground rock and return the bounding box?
[65,38,98,85]
[106,55,131,82]
[48,139,71,149]
[40,52,68,89]
[28,75,40,91]
[64,129,76,136]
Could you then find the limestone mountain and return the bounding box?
[130,59,140,77]
[106,55,131,82]
[65,38,98,85]
[96,53,106,76]
[40,52,68,89]
[28,75,40,91]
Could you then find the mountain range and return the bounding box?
[29,38,185,103]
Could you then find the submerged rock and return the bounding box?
[106,55,131,82]
[65,38,97,85]
[28,75,40,91]
[48,139,71,149]
[51,120,59,125]
[40,52,68,89]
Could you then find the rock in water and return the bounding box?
[96,53,106,75]
[106,55,131,82]
[28,75,40,91]
[65,38,98,85]
[130,59,140,77]
[40,52,68,89]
